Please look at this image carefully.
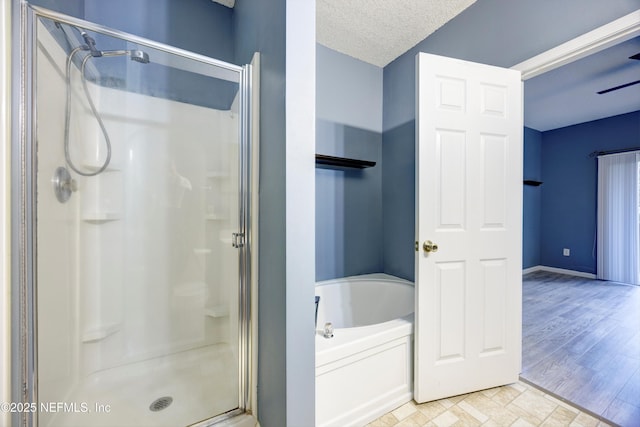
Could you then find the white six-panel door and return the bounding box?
[414,53,523,402]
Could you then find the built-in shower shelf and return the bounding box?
[82,212,121,223]
[206,171,228,179]
[205,305,229,318]
[193,248,212,255]
[206,214,226,221]
[82,323,121,343]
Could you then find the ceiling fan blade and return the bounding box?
[597,79,640,94]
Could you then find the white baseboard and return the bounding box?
[522,265,543,275]
[522,265,597,279]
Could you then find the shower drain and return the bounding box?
[149,396,173,412]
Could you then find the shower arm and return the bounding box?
[99,50,129,57]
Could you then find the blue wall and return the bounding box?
[316,123,383,280]
[316,45,383,281]
[32,0,237,110]
[30,0,234,61]
[84,0,235,63]
[523,127,542,269]
[382,0,640,281]
[381,120,414,280]
[27,0,84,18]
[233,1,289,426]
[540,111,640,274]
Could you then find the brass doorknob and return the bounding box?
[423,240,439,253]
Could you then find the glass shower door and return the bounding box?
[31,8,249,427]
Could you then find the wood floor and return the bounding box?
[522,271,640,427]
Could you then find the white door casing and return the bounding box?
[414,53,523,403]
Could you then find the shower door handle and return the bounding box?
[232,233,245,248]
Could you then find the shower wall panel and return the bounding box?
[76,84,239,374]
[36,18,85,408]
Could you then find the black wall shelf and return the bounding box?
[315,154,376,169]
[523,180,543,186]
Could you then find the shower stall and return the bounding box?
[13,5,256,427]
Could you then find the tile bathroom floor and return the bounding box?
[367,380,612,427]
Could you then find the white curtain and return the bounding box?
[597,151,640,285]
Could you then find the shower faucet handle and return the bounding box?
[65,178,78,192]
[53,166,77,203]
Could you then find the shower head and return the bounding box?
[129,50,150,64]
[74,29,150,64]
[96,49,150,63]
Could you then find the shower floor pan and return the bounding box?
[42,344,240,427]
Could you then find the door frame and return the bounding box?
[512,9,640,80]
[508,3,640,404]
[11,4,257,426]
[514,11,639,279]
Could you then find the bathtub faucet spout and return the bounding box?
[323,322,334,339]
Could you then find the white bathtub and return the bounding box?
[315,273,414,427]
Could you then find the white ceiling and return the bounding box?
[525,36,640,131]
[316,0,476,67]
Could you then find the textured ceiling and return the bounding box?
[212,0,476,67]
[317,0,477,67]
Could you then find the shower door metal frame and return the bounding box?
[12,4,254,426]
